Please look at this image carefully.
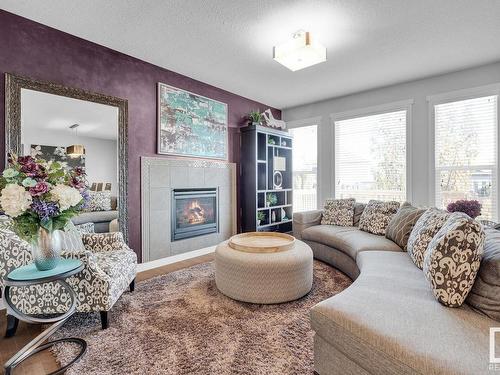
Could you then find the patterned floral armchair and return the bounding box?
[0,219,137,336]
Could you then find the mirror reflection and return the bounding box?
[20,88,119,233]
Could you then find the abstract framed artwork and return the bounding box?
[30,144,85,169]
[157,83,228,160]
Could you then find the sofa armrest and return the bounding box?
[82,232,130,253]
[293,210,323,240]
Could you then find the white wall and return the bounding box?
[283,61,500,207]
[22,129,118,196]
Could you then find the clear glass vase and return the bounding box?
[31,228,62,271]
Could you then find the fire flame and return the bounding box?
[186,200,206,224]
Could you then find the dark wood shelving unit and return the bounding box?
[240,124,293,233]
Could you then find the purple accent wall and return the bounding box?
[0,10,281,261]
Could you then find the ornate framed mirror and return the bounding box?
[4,73,129,242]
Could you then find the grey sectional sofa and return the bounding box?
[293,207,499,375]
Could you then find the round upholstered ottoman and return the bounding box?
[215,234,313,304]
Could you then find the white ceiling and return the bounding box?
[21,89,118,140]
[3,0,500,109]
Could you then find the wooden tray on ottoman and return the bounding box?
[228,232,295,253]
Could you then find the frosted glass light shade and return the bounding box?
[66,144,85,157]
[273,30,326,71]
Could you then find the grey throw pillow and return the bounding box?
[321,198,356,226]
[423,213,485,307]
[407,208,449,269]
[358,200,400,235]
[385,202,426,249]
[466,228,500,321]
[353,203,366,227]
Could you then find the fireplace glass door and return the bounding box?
[172,188,218,241]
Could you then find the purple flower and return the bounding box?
[31,199,59,221]
[446,199,482,219]
[29,181,49,196]
[80,189,91,209]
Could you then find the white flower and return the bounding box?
[51,184,82,211]
[0,184,32,217]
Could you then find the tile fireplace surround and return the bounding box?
[141,157,237,262]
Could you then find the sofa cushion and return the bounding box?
[321,198,355,226]
[385,202,426,249]
[353,202,366,227]
[301,225,401,260]
[85,190,112,212]
[423,213,485,307]
[467,228,500,320]
[358,200,400,235]
[72,210,118,225]
[406,208,449,269]
[311,251,496,375]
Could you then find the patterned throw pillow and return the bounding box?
[385,202,426,249]
[423,213,485,307]
[59,221,86,252]
[321,198,356,226]
[85,191,112,212]
[358,200,400,235]
[407,208,449,269]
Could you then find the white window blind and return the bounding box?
[335,110,407,203]
[290,125,317,212]
[434,95,498,220]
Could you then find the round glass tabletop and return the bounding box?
[7,259,83,281]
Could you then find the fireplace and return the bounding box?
[171,188,219,241]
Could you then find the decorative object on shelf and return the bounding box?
[271,210,277,223]
[446,199,482,219]
[157,82,228,160]
[268,138,276,145]
[262,109,286,129]
[273,156,287,189]
[281,208,288,221]
[266,193,278,207]
[31,144,85,170]
[0,154,89,270]
[66,123,86,158]
[248,109,262,126]
[281,140,287,147]
[273,30,327,71]
[257,211,265,226]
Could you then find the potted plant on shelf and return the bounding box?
[257,211,265,226]
[0,154,89,271]
[446,199,482,219]
[266,193,278,207]
[248,110,262,126]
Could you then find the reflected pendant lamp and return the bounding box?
[66,124,85,157]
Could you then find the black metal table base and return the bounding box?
[4,338,87,375]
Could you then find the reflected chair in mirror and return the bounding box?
[0,218,137,336]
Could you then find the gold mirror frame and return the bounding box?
[4,73,129,243]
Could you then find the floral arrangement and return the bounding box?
[0,154,89,242]
[446,199,482,219]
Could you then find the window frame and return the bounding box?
[286,116,321,211]
[428,83,500,220]
[329,99,414,203]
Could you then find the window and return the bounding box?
[434,95,498,220]
[334,109,408,202]
[290,125,317,212]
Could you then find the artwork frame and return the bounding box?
[157,83,228,160]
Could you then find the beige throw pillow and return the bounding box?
[385,202,426,249]
[358,200,400,235]
[406,208,449,269]
[423,212,485,307]
[321,198,356,226]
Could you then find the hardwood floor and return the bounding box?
[0,253,214,375]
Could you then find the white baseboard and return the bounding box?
[137,245,215,273]
[0,246,216,311]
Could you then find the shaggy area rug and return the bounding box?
[51,260,351,375]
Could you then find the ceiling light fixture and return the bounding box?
[66,123,85,158]
[273,30,326,71]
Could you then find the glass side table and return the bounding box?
[3,259,87,375]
